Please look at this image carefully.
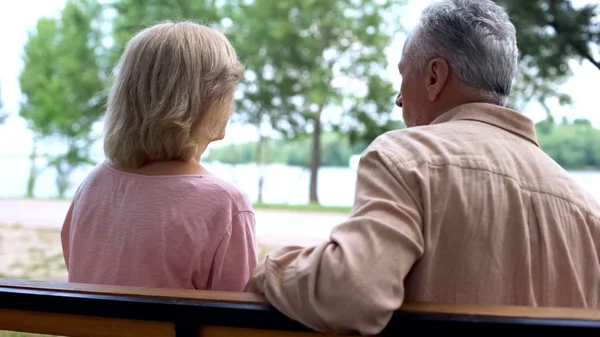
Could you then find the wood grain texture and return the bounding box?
[200,326,341,337]
[0,277,266,304]
[0,308,174,337]
[2,277,600,321]
[400,302,600,320]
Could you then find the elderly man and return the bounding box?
[245,0,600,335]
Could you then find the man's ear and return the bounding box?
[425,57,450,102]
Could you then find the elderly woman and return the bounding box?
[61,21,257,291]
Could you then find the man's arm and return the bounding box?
[245,147,424,335]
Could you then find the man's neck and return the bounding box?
[431,91,498,125]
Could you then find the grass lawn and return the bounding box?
[252,202,351,213]
[0,224,278,280]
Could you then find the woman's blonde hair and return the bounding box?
[103,21,244,169]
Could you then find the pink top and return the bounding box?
[61,161,257,291]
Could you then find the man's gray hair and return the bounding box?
[407,0,519,106]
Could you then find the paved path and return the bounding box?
[0,199,348,246]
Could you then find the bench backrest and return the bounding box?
[1,278,600,336]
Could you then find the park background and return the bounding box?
[0,0,599,325]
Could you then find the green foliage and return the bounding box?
[110,0,221,65]
[207,119,600,172]
[205,132,365,167]
[19,0,105,197]
[253,202,352,214]
[536,117,600,170]
[226,0,404,137]
[224,0,405,202]
[109,0,406,203]
[495,0,600,111]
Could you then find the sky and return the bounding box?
[0,0,599,158]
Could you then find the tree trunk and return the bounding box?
[256,134,265,204]
[26,136,39,198]
[56,139,74,199]
[55,159,69,199]
[309,112,322,204]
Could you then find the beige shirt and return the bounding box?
[245,103,600,335]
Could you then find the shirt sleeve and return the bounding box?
[60,182,86,271]
[206,211,258,292]
[244,147,425,335]
[60,201,74,271]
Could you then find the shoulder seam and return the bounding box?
[232,210,255,221]
[362,148,424,214]
[203,176,250,215]
[416,161,600,220]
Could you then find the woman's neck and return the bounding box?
[111,142,211,176]
[125,160,209,176]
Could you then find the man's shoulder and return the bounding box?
[373,121,471,145]
[367,119,528,169]
[365,125,453,166]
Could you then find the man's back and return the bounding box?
[387,103,600,307]
[244,0,600,332]
[244,103,600,336]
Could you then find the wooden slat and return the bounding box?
[0,278,265,304]
[400,302,600,321]
[201,326,340,337]
[2,278,600,322]
[0,308,174,337]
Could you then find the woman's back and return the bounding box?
[60,21,253,291]
[61,162,257,291]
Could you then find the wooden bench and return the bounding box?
[1,278,600,336]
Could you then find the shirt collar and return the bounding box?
[430,102,539,147]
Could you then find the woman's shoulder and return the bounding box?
[71,162,111,198]
[73,162,253,214]
[197,175,253,213]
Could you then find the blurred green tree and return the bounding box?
[206,119,600,171]
[536,117,600,170]
[109,0,405,204]
[225,0,405,203]
[19,0,105,198]
[109,0,221,65]
[495,0,599,111]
